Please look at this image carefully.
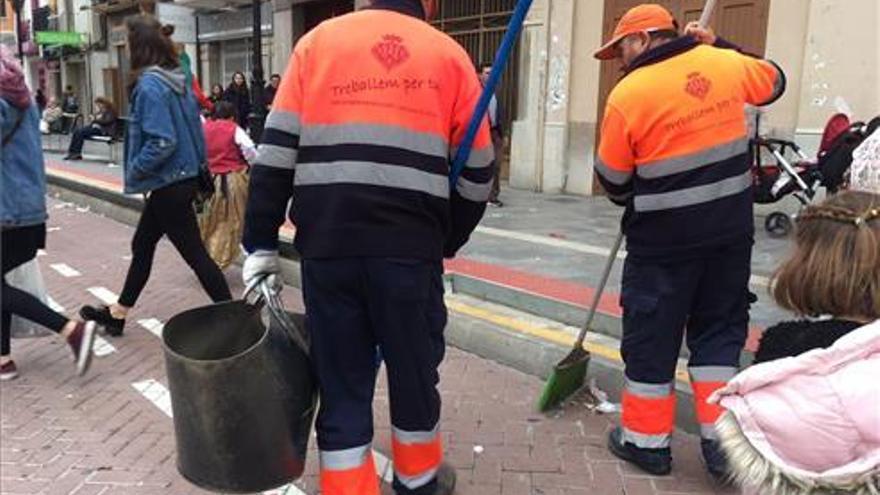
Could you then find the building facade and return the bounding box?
[270,0,879,197]
[10,0,877,198]
[510,0,880,195]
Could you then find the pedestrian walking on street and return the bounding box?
[263,73,280,111]
[223,71,251,129]
[710,190,880,494]
[479,63,505,207]
[34,88,46,112]
[198,101,256,270]
[40,97,63,134]
[79,16,232,337]
[241,0,495,493]
[1,47,97,381]
[162,26,214,115]
[208,84,224,109]
[63,97,118,160]
[61,85,79,114]
[592,4,786,479]
[60,85,79,133]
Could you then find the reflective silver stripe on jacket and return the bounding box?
[295,161,450,198]
[634,171,752,212]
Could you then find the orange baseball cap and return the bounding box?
[594,4,677,60]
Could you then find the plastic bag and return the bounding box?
[6,259,54,338]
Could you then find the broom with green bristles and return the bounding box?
[537,230,624,412]
[538,0,720,412]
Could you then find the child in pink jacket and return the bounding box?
[711,190,880,494]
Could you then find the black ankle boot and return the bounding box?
[79,305,125,337]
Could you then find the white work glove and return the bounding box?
[242,250,282,294]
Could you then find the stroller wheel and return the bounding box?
[765,212,793,238]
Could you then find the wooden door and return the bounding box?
[593,0,770,193]
[103,67,123,117]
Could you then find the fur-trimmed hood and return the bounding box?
[710,320,880,494]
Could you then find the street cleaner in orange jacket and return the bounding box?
[240,1,495,494]
[593,4,785,480]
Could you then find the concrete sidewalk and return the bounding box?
[0,198,731,495]
[41,152,796,434]
[43,151,794,332]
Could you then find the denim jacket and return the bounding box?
[124,66,206,194]
[1,98,48,228]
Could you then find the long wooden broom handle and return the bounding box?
[698,0,718,28]
[575,230,625,348]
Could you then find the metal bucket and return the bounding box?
[162,286,316,494]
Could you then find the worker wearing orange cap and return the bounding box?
[593,4,785,479]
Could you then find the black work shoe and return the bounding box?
[607,427,672,476]
[64,153,82,161]
[394,463,456,495]
[701,438,731,484]
[434,463,456,495]
[79,305,125,337]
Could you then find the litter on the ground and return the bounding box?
[588,379,621,414]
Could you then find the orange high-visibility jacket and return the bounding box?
[242,9,495,260]
[596,37,785,258]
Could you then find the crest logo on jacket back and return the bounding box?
[685,72,712,100]
[373,35,410,72]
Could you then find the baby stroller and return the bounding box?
[751,113,876,237]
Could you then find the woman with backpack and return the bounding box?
[79,15,231,337]
[1,46,97,380]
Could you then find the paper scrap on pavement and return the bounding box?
[588,379,621,414]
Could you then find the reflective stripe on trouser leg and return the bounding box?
[392,424,443,490]
[621,379,675,448]
[320,445,380,495]
[689,366,737,440]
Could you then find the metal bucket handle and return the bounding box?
[243,277,310,356]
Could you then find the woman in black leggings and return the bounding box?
[80,16,231,335]
[1,48,97,380]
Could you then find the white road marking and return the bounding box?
[50,263,81,278]
[474,225,772,288]
[131,379,173,418]
[37,250,48,257]
[263,485,307,495]
[47,296,65,313]
[138,319,164,339]
[131,377,309,495]
[92,336,116,357]
[87,287,118,305]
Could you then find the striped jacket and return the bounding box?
[242,7,494,260]
[596,37,785,258]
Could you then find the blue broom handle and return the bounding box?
[449,0,534,187]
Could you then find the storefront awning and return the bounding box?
[35,31,84,47]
